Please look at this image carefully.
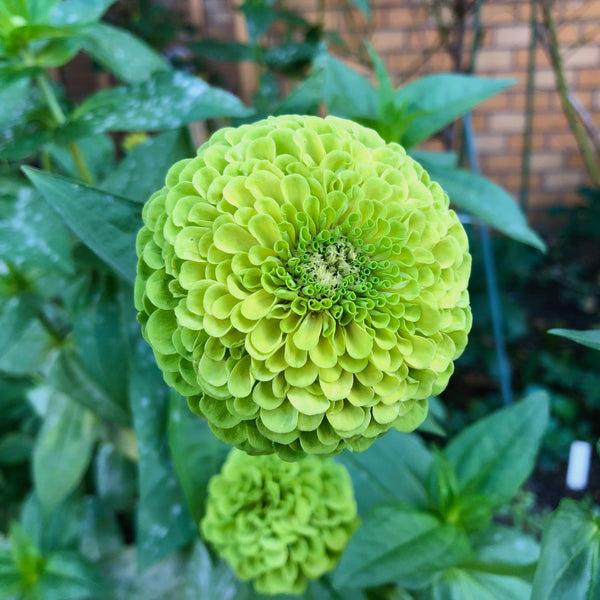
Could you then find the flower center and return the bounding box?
[287,232,368,303]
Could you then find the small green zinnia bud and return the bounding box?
[200,450,358,594]
[135,115,471,459]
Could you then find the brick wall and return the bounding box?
[178,0,600,216]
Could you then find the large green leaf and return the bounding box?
[34,551,108,599]
[0,318,54,375]
[33,389,99,514]
[548,328,600,352]
[169,394,230,524]
[416,156,546,251]
[336,430,432,516]
[23,167,141,283]
[444,391,549,507]
[50,0,117,25]
[71,283,129,413]
[130,340,196,570]
[100,130,189,203]
[314,51,378,119]
[396,74,514,148]
[0,294,38,362]
[532,500,600,600]
[80,23,169,84]
[470,525,539,569]
[0,77,33,125]
[70,70,252,135]
[430,569,531,600]
[333,504,471,589]
[0,186,73,274]
[25,0,61,23]
[48,350,131,425]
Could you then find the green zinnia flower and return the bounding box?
[135,115,472,459]
[200,450,358,594]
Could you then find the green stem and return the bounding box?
[541,0,600,187]
[519,0,538,212]
[35,72,95,185]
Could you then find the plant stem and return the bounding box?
[519,0,538,212]
[540,0,600,187]
[35,72,95,185]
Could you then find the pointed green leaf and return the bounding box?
[549,328,600,352]
[336,430,432,515]
[50,0,117,25]
[80,23,169,84]
[396,74,514,148]
[419,159,546,251]
[70,70,252,135]
[314,51,378,119]
[333,504,471,589]
[169,393,230,524]
[33,389,100,514]
[445,391,550,507]
[430,569,531,600]
[101,130,189,203]
[0,186,73,273]
[130,340,196,570]
[23,167,140,282]
[532,500,600,600]
[347,0,371,17]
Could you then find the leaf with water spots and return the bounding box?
[69,70,253,136]
[130,339,196,570]
[23,167,140,283]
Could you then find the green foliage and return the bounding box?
[0,0,590,597]
[532,500,600,599]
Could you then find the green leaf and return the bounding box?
[130,340,196,570]
[26,0,61,23]
[94,443,137,512]
[426,450,458,514]
[333,504,471,589]
[0,294,38,361]
[274,69,322,115]
[314,51,378,119]
[532,500,600,600]
[49,0,117,25]
[0,77,33,125]
[470,525,539,569]
[0,545,22,598]
[70,70,252,135]
[445,391,550,507]
[0,186,74,274]
[168,393,230,524]
[190,39,252,62]
[33,389,99,514]
[336,430,432,515]
[0,432,33,465]
[184,541,245,600]
[0,318,54,375]
[48,349,131,425]
[419,159,546,251]
[9,522,44,591]
[367,42,394,115]
[100,130,189,203]
[430,568,531,600]
[549,328,600,351]
[347,0,371,17]
[32,37,81,67]
[71,282,130,414]
[239,0,276,45]
[395,74,514,148]
[34,551,108,600]
[0,121,53,159]
[23,167,141,283]
[20,493,85,555]
[418,396,447,437]
[80,23,169,84]
[78,497,123,562]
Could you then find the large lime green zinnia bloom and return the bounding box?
[201,450,358,594]
[135,115,472,460]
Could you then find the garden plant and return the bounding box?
[0,1,599,599]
